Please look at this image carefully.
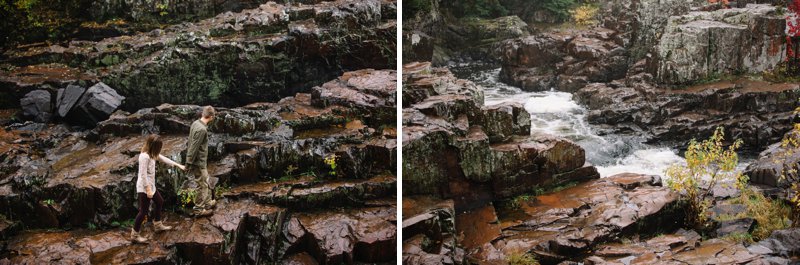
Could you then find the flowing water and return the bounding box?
[450,63,707,177]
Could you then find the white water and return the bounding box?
[450,64,688,177]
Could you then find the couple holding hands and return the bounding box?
[131,106,217,243]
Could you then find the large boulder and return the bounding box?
[748,228,800,260]
[496,28,628,92]
[56,84,85,118]
[20,90,52,122]
[655,4,787,85]
[68,82,125,126]
[598,0,707,61]
[744,129,800,200]
[402,196,463,265]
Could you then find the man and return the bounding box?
[185,106,216,216]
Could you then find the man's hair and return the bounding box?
[201,106,215,118]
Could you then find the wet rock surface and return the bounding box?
[469,173,682,263]
[0,0,397,111]
[0,69,397,264]
[585,229,767,265]
[402,196,462,265]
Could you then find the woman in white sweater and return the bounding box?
[132,134,186,243]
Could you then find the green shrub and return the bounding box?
[666,127,742,230]
[732,186,792,240]
[506,250,539,265]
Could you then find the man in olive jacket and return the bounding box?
[185,106,216,216]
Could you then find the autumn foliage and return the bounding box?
[708,0,730,8]
[787,0,800,59]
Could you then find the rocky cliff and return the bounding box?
[655,4,787,84]
[1,0,397,111]
[0,68,397,264]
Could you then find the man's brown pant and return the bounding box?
[186,166,213,211]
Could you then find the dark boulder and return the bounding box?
[55,84,86,118]
[716,218,756,237]
[67,82,125,126]
[20,90,52,123]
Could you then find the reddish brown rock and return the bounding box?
[471,173,681,263]
[496,29,627,92]
[296,205,397,264]
[587,230,765,265]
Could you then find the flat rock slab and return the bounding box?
[588,230,764,265]
[470,173,681,263]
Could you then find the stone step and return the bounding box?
[223,174,396,210]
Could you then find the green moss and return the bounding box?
[722,231,754,243]
[503,181,579,209]
[100,54,120,66]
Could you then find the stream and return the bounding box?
[449,63,743,177]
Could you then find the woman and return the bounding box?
[132,134,186,243]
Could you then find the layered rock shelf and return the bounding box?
[0,68,397,264]
[0,0,397,111]
[574,78,800,150]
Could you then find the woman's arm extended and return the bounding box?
[158,154,181,168]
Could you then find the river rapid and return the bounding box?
[450,63,751,177]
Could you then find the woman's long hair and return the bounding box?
[141,134,163,159]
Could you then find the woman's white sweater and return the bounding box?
[136,153,179,194]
